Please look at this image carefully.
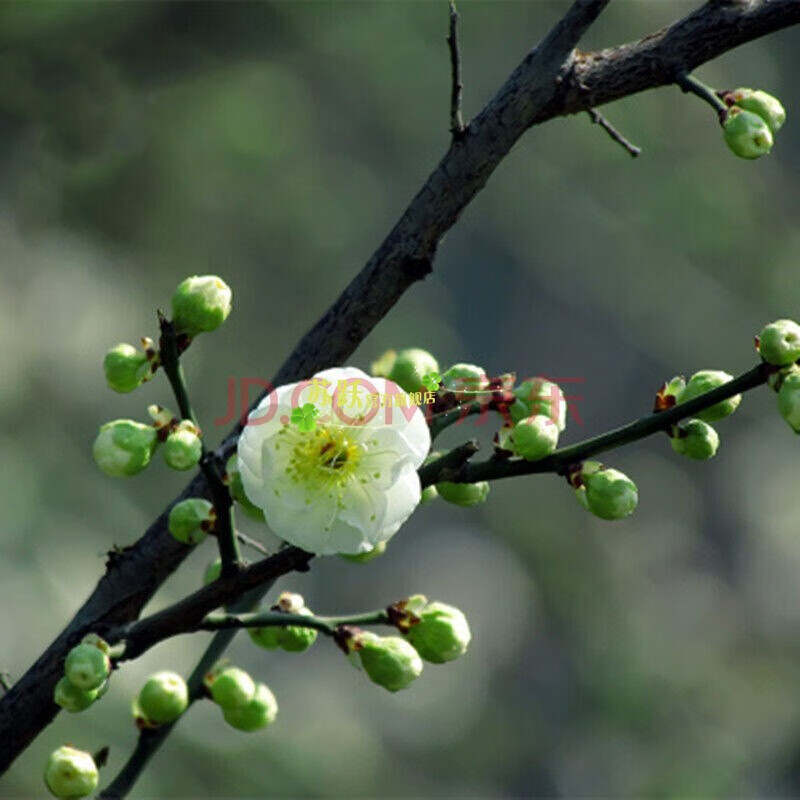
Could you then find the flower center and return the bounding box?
[284,425,363,492]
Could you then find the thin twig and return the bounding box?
[200,608,391,636]
[158,314,242,576]
[421,362,774,486]
[0,672,10,694]
[676,71,728,121]
[447,0,466,139]
[233,530,270,558]
[587,108,641,157]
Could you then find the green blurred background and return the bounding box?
[2,1,800,797]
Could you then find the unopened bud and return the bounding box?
[403,601,471,664]
[577,465,638,521]
[758,319,800,367]
[207,666,256,710]
[171,275,232,337]
[103,343,152,393]
[778,370,800,433]
[678,370,741,422]
[53,677,99,713]
[670,419,720,460]
[349,632,423,692]
[137,671,189,725]
[163,420,202,471]
[44,746,98,799]
[64,642,111,692]
[726,88,786,133]
[222,682,278,732]
[168,498,214,545]
[441,363,490,402]
[92,420,158,478]
[437,479,490,508]
[510,379,566,431]
[509,415,559,461]
[387,348,440,393]
[723,107,773,159]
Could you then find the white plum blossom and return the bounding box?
[237,367,431,555]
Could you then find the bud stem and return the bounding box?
[158,313,241,576]
[676,72,728,120]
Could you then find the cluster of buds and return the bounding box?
[54,635,111,715]
[133,671,189,726]
[334,595,471,693]
[657,370,741,460]
[94,275,231,477]
[92,406,204,479]
[204,663,278,732]
[248,592,319,653]
[721,88,786,160]
[757,319,800,433]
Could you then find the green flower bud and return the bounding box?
[339,540,388,564]
[758,319,800,367]
[370,349,397,379]
[163,421,202,471]
[727,88,786,133]
[64,643,111,692]
[404,601,471,664]
[678,370,741,422]
[92,420,158,478]
[248,592,318,652]
[248,624,282,650]
[387,348,439,393]
[168,498,214,545]
[171,275,232,337]
[277,617,318,652]
[222,682,278,732]
[436,480,490,508]
[353,633,423,692]
[510,415,559,461]
[44,746,98,799]
[778,370,800,433]
[441,363,490,402]
[137,671,189,724]
[53,677,99,713]
[723,107,773,159]
[208,667,256,710]
[147,404,177,431]
[203,557,222,586]
[225,455,265,520]
[510,379,566,430]
[103,343,151,393]
[580,466,638,521]
[420,485,438,505]
[670,419,720,460]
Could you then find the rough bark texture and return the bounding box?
[2,0,799,773]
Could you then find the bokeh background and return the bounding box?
[2,1,800,797]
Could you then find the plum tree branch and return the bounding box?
[420,362,775,486]
[2,0,799,775]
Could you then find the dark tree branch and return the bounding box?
[2,0,798,773]
[447,0,466,139]
[586,108,641,157]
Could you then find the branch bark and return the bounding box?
[2,0,799,774]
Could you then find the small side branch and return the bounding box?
[587,109,641,157]
[447,1,466,139]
